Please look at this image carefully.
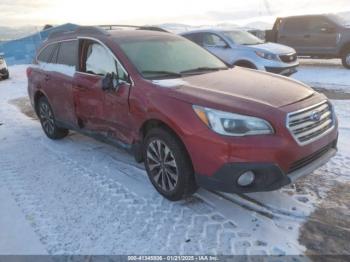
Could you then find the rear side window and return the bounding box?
[283,18,307,33]
[183,33,202,46]
[56,40,78,67]
[37,44,55,63]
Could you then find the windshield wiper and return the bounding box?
[180,67,227,75]
[141,70,182,78]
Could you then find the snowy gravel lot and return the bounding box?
[0,64,349,255]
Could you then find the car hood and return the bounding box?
[250,42,296,55]
[152,68,315,110]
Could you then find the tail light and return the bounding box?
[26,67,33,78]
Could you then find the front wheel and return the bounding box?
[143,128,197,201]
[341,49,350,69]
[37,97,69,139]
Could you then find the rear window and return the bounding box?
[37,44,55,63]
[56,40,78,67]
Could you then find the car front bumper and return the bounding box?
[265,65,298,76]
[195,139,337,193]
[0,67,9,77]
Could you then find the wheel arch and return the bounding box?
[33,90,46,116]
[135,118,193,166]
[340,42,350,56]
[233,60,258,69]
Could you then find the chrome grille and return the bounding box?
[287,101,335,145]
[279,53,297,63]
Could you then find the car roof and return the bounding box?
[181,29,242,35]
[110,30,184,43]
[45,27,181,45]
[281,14,332,20]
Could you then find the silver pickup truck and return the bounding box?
[266,14,350,69]
[181,29,299,76]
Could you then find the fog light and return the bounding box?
[237,171,255,187]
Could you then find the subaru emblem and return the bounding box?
[310,111,321,122]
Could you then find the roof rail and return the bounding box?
[47,24,169,40]
[98,25,169,33]
[75,26,109,35]
[48,26,109,40]
[48,29,73,39]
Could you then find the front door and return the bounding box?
[306,17,338,55]
[74,39,132,143]
[279,17,310,54]
[201,33,232,64]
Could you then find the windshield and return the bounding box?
[118,37,227,79]
[223,31,263,45]
[328,14,350,27]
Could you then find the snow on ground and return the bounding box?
[293,59,350,92]
[0,64,349,255]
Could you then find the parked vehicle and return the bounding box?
[28,26,338,201]
[0,54,9,80]
[181,29,299,76]
[266,14,350,69]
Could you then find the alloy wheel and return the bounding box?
[39,102,55,135]
[146,139,178,192]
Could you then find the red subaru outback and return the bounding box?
[27,26,338,201]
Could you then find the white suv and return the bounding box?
[0,54,9,80]
[181,29,299,76]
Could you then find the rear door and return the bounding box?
[279,17,309,54]
[48,40,78,127]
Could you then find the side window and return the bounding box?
[50,43,60,63]
[184,33,202,46]
[307,17,333,33]
[81,40,128,81]
[56,40,78,67]
[203,33,226,47]
[283,18,306,33]
[37,44,55,63]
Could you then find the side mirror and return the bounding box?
[320,26,336,33]
[102,72,120,91]
[215,41,228,48]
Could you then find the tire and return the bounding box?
[37,97,69,139]
[341,49,350,69]
[143,128,198,201]
[3,73,9,80]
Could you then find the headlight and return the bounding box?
[0,59,3,65]
[255,51,280,61]
[193,105,274,136]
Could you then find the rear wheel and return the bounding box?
[143,128,197,201]
[341,49,350,69]
[37,97,68,139]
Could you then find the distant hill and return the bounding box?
[0,26,38,41]
[245,21,273,30]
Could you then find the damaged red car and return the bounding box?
[27,26,338,201]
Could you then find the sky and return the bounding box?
[1,0,350,27]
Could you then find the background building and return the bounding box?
[0,23,78,65]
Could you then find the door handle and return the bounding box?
[76,85,87,91]
[279,35,287,39]
[304,34,311,38]
[45,75,50,81]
